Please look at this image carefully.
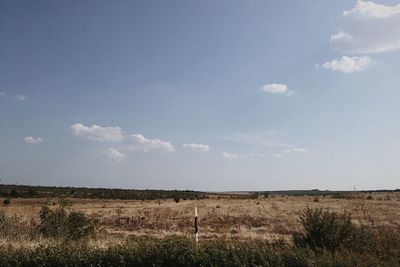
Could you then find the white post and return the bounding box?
[194,206,198,242]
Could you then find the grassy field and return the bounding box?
[1,191,400,245]
[0,191,400,266]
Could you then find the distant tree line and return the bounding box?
[0,184,209,201]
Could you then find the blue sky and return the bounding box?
[1,1,400,191]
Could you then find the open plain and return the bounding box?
[2,191,400,246]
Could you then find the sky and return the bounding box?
[1,1,400,191]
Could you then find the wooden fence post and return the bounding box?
[194,206,198,242]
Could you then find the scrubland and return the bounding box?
[0,191,400,266]
[2,192,400,242]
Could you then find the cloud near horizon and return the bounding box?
[221,152,239,159]
[131,133,175,152]
[284,147,307,154]
[70,123,124,142]
[105,148,127,162]
[182,143,210,152]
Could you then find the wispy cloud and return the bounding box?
[221,152,268,160]
[331,1,400,54]
[322,55,374,73]
[221,152,239,159]
[24,136,43,144]
[70,123,124,142]
[286,90,296,96]
[182,143,210,153]
[104,148,126,162]
[16,94,28,101]
[131,133,175,152]
[284,147,307,154]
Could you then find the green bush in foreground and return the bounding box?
[294,207,357,252]
[293,207,388,255]
[38,203,94,241]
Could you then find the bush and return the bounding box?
[173,197,180,203]
[38,203,94,241]
[293,208,357,252]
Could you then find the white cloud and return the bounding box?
[131,133,175,152]
[70,123,124,142]
[16,94,28,101]
[284,147,307,154]
[221,152,239,159]
[261,83,288,94]
[105,148,126,162]
[331,1,400,53]
[343,1,400,18]
[322,55,374,73]
[24,136,43,144]
[182,143,210,153]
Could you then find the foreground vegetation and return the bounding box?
[0,235,398,267]
[0,201,399,266]
[1,187,399,266]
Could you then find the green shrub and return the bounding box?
[293,208,356,252]
[38,203,94,241]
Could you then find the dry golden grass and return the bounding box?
[1,192,400,245]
